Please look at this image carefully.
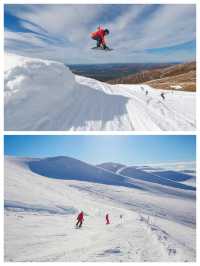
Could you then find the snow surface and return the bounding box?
[4,53,195,131]
[5,156,196,262]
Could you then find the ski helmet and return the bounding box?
[104,29,110,34]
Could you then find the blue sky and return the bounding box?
[4,4,196,64]
[4,135,196,165]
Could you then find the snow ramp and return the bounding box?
[4,53,195,131]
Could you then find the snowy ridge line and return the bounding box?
[27,156,196,196]
[27,156,143,190]
[97,162,196,187]
[4,53,195,131]
[152,171,193,184]
[138,214,195,261]
[96,162,126,174]
[115,166,195,191]
[22,156,196,206]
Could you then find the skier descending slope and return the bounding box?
[91,26,112,50]
[120,214,123,224]
[105,213,110,224]
[76,211,84,228]
[161,92,165,100]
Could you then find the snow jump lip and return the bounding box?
[4,53,196,131]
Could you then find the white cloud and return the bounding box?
[20,20,47,35]
[140,5,196,49]
[5,31,47,48]
[8,5,105,43]
[146,161,196,172]
[109,5,196,50]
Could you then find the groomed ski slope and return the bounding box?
[4,53,195,131]
[5,157,196,262]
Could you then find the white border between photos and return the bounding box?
[0,0,5,265]
[0,0,199,266]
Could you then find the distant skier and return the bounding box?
[161,92,165,100]
[91,26,110,50]
[120,214,123,224]
[105,213,110,224]
[76,211,84,228]
[145,90,149,96]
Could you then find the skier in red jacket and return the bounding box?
[76,211,84,228]
[91,26,110,49]
[105,213,110,224]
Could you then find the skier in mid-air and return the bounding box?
[91,26,110,50]
[76,211,84,228]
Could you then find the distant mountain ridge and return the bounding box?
[69,63,174,82]
[109,62,196,91]
[98,161,195,188]
[97,162,126,173]
[18,156,196,192]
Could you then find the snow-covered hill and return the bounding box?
[5,156,196,262]
[4,53,195,131]
[97,162,126,173]
[98,162,196,190]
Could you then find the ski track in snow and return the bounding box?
[4,53,195,131]
[5,205,185,262]
[4,157,196,262]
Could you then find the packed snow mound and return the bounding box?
[5,53,75,103]
[4,157,196,262]
[4,53,195,131]
[4,53,77,130]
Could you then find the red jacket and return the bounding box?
[91,27,106,45]
[77,212,84,221]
